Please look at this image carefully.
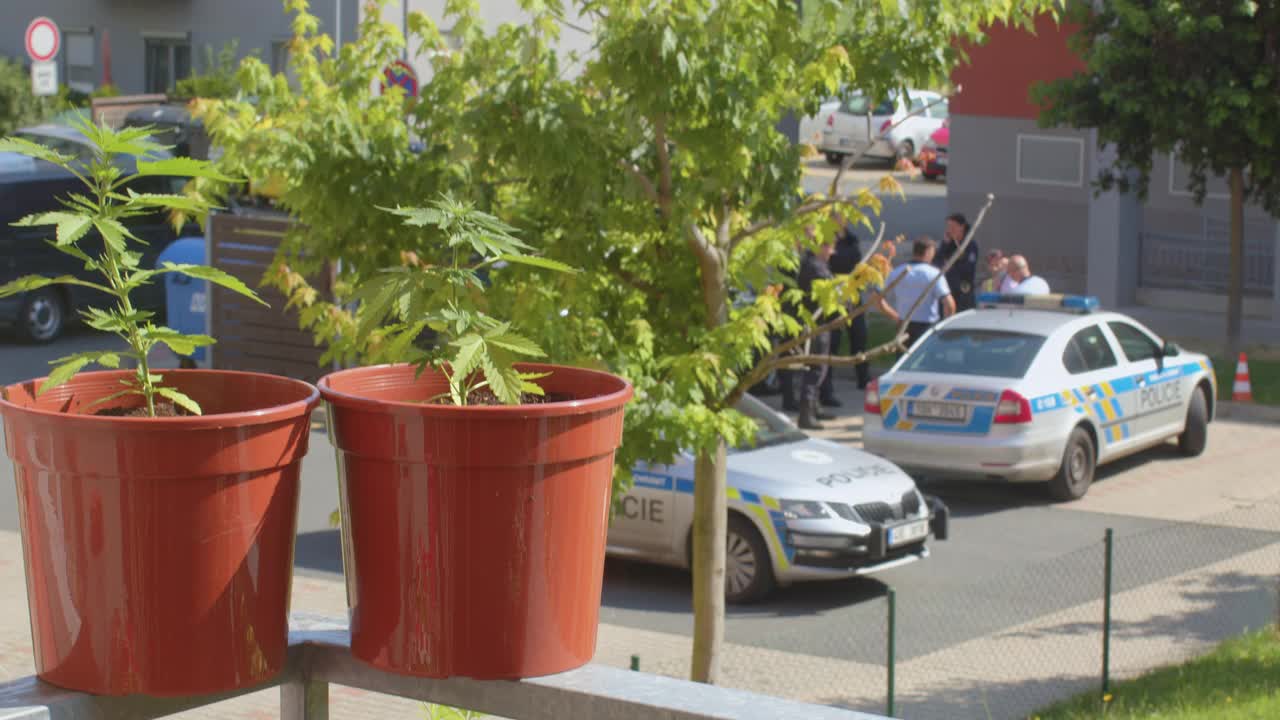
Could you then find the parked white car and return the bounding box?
[818,90,948,166]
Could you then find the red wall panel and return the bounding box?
[951,15,1086,119]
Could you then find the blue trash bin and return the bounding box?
[156,237,209,366]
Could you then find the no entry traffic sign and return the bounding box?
[25,17,60,63]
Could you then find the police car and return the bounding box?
[863,294,1216,501]
[607,394,948,603]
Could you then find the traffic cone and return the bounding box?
[1233,352,1254,403]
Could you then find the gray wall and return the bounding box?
[948,114,1093,295]
[0,1,358,95]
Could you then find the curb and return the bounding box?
[1215,400,1280,424]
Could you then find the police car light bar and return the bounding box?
[976,293,1099,314]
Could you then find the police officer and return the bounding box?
[825,217,871,394]
[935,213,978,313]
[797,232,836,429]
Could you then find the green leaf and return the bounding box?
[449,333,486,381]
[84,389,137,410]
[486,329,545,357]
[0,274,110,298]
[160,263,267,305]
[144,327,215,357]
[37,355,96,396]
[378,205,443,227]
[0,137,76,168]
[135,157,237,182]
[45,240,97,269]
[13,211,94,247]
[495,254,578,274]
[93,219,129,253]
[157,387,203,416]
[125,191,211,215]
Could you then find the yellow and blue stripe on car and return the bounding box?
[632,470,795,568]
[1030,361,1210,444]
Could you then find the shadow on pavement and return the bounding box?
[602,556,888,618]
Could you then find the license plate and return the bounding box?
[908,400,966,421]
[890,515,931,543]
[888,519,929,547]
[839,137,852,146]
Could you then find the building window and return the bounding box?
[65,30,96,94]
[270,40,291,74]
[145,37,192,93]
[1016,134,1085,187]
[1168,151,1229,199]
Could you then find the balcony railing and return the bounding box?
[0,617,890,720]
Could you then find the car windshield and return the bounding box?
[730,395,807,452]
[900,329,1047,379]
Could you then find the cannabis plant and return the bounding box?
[0,118,262,416]
[352,195,573,405]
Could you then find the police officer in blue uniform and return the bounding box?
[934,213,978,313]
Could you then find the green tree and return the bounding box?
[0,57,53,135]
[1035,0,1280,362]
[205,0,1043,682]
[175,41,256,101]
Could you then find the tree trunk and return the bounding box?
[689,230,729,684]
[690,441,727,684]
[1227,167,1245,365]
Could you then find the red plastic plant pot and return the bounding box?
[318,362,633,680]
[0,369,319,696]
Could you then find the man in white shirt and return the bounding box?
[1006,254,1050,295]
[877,236,956,349]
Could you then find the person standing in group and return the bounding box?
[1005,254,1051,295]
[879,236,956,350]
[934,213,978,312]
[796,232,837,429]
[980,249,1010,294]
[822,216,872,400]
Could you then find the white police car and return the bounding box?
[607,394,948,603]
[863,294,1216,501]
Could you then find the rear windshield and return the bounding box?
[900,329,1046,379]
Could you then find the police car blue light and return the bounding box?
[976,293,1100,313]
[864,300,1215,501]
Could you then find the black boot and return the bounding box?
[821,394,843,408]
[798,398,823,430]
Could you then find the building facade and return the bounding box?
[0,1,357,95]
[948,15,1280,322]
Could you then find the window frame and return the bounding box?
[1062,325,1119,375]
[1015,134,1085,188]
[1106,321,1163,364]
[144,36,192,94]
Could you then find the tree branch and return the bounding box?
[892,192,994,336]
[829,90,955,196]
[655,114,674,221]
[617,159,661,205]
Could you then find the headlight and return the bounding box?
[780,500,830,520]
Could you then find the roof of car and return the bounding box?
[939,307,1122,337]
[17,124,90,144]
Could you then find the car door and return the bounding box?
[608,459,681,557]
[1060,324,1129,459]
[1105,320,1188,441]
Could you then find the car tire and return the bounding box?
[894,140,915,165]
[17,289,66,344]
[1178,387,1209,457]
[824,152,845,166]
[725,514,776,604]
[1048,426,1096,501]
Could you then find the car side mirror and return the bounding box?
[1162,341,1180,358]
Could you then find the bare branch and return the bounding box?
[617,159,660,205]
[778,334,907,370]
[892,192,995,335]
[829,90,955,196]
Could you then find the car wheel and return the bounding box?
[725,514,776,604]
[1178,387,1209,457]
[824,152,845,166]
[894,140,915,165]
[1048,426,1096,501]
[18,289,66,344]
